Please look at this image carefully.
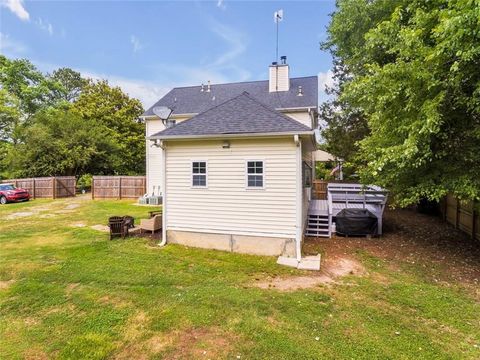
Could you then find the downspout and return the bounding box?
[294,134,302,262]
[159,140,167,247]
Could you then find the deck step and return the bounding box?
[306,212,331,238]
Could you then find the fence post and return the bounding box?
[32,179,36,199]
[92,177,95,200]
[52,177,57,199]
[472,205,476,240]
[455,198,460,229]
[119,177,122,199]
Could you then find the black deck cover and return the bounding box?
[335,208,378,236]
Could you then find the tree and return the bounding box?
[5,108,118,178]
[324,0,480,206]
[0,55,61,119]
[0,56,146,178]
[49,67,87,102]
[72,80,145,175]
[319,60,369,163]
[320,0,400,166]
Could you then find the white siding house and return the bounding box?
[143,61,318,258]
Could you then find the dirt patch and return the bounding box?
[66,282,81,294]
[24,317,39,326]
[0,279,15,290]
[91,224,109,232]
[65,203,80,210]
[323,257,365,277]
[163,327,237,360]
[97,295,131,309]
[6,211,35,220]
[70,222,86,228]
[23,348,48,360]
[254,256,364,291]
[115,327,238,360]
[303,209,480,290]
[122,311,149,341]
[38,214,56,218]
[255,275,335,291]
[54,209,75,214]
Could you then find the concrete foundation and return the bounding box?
[167,230,296,257]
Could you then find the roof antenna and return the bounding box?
[274,9,283,64]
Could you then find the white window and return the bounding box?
[192,161,207,187]
[246,161,264,188]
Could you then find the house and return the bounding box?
[142,60,318,260]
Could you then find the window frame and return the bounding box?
[245,160,265,190]
[191,160,208,188]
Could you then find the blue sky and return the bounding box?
[1,0,335,107]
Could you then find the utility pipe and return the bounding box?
[158,140,167,247]
[294,134,302,262]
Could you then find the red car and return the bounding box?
[0,183,30,204]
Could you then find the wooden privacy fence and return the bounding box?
[0,176,76,199]
[440,194,479,241]
[92,176,146,199]
[312,180,347,200]
[312,180,328,200]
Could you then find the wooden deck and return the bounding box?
[306,183,388,236]
[308,200,329,215]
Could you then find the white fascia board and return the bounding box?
[148,131,314,141]
[143,113,198,120]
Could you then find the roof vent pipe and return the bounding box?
[297,85,303,96]
[280,55,287,65]
[207,80,211,92]
[200,83,204,92]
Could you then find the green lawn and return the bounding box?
[0,197,478,359]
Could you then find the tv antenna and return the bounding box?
[152,106,174,128]
[274,9,284,63]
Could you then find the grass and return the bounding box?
[0,197,479,359]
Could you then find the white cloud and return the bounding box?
[130,35,143,53]
[1,0,29,21]
[209,22,246,67]
[36,18,54,36]
[146,20,251,92]
[83,71,170,108]
[216,0,226,10]
[0,32,27,56]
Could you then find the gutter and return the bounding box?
[294,134,302,262]
[143,107,316,119]
[148,130,314,141]
[159,139,167,247]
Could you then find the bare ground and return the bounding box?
[304,209,480,291]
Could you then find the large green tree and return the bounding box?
[324,0,480,206]
[6,108,118,177]
[0,56,146,178]
[49,67,87,102]
[72,80,145,175]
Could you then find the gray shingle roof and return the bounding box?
[143,76,318,117]
[149,92,312,139]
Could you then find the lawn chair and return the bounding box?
[108,216,128,240]
[140,214,162,234]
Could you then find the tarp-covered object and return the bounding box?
[335,208,378,236]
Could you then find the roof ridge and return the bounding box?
[169,75,318,90]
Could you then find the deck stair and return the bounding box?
[305,200,331,238]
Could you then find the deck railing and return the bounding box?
[327,183,388,235]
